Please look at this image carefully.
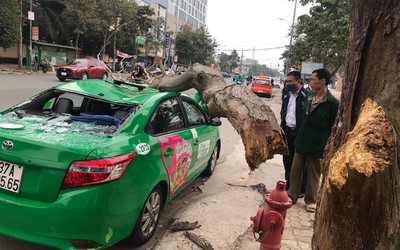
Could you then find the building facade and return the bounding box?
[141,0,208,66]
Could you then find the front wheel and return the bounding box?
[202,143,219,176]
[129,185,163,246]
[81,72,88,80]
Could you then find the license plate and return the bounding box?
[0,160,24,193]
[258,90,264,93]
[61,72,67,76]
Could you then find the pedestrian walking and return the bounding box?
[288,68,339,213]
[280,71,308,197]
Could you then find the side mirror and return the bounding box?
[210,117,222,126]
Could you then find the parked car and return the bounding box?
[0,79,221,249]
[251,76,272,97]
[57,58,109,81]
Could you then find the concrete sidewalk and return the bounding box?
[0,63,56,75]
[153,142,314,250]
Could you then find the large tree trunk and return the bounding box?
[147,64,287,170]
[313,1,400,249]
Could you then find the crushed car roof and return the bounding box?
[54,79,162,104]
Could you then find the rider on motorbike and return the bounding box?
[235,74,244,84]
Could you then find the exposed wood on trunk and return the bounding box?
[313,1,400,248]
[147,63,288,170]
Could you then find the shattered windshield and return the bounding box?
[2,89,139,138]
[2,111,119,138]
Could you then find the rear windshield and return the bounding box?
[2,90,138,137]
[255,79,271,85]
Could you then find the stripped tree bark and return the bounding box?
[146,63,287,170]
[313,0,400,248]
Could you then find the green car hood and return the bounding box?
[0,115,113,202]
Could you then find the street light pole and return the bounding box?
[289,0,297,58]
[29,0,32,71]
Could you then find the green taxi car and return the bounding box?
[0,79,221,249]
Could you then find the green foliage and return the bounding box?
[0,0,20,48]
[62,0,98,47]
[217,52,231,72]
[283,0,349,74]
[175,26,217,65]
[248,64,281,77]
[29,0,69,44]
[129,5,156,56]
[228,50,240,72]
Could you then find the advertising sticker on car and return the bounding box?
[197,140,210,159]
[0,160,24,193]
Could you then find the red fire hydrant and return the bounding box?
[250,181,292,250]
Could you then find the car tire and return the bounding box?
[58,77,66,82]
[129,185,163,246]
[82,72,88,80]
[202,142,219,176]
[102,73,108,80]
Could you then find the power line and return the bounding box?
[216,46,286,52]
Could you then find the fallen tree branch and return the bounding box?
[184,231,214,250]
[146,63,288,170]
[170,221,201,232]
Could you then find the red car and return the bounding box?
[57,58,109,81]
[251,76,272,98]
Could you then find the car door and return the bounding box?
[147,97,195,198]
[180,98,217,181]
[87,60,97,78]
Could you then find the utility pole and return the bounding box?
[29,0,33,70]
[18,0,23,69]
[286,0,298,75]
[240,50,243,74]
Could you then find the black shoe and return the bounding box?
[298,192,305,198]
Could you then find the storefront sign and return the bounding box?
[32,26,39,41]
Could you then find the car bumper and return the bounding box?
[57,71,81,79]
[251,89,271,96]
[0,182,144,249]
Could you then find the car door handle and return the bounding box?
[164,147,174,157]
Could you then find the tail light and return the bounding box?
[61,153,136,189]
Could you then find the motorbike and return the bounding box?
[39,60,50,73]
[234,77,244,85]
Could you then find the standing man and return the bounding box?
[288,68,339,213]
[280,70,308,197]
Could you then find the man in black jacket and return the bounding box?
[280,70,308,196]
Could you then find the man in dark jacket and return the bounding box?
[280,71,308,196]
[288,68,339,213]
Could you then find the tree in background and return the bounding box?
[216,52,231,72]
[175,25,217,65]
[25,0,69,45]
[283,0,349,76]
[0,0,20,49]
[228,50,240,72]
[117,4,154,56]
[62,0,99,57]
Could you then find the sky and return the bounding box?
[206,0,312,72]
